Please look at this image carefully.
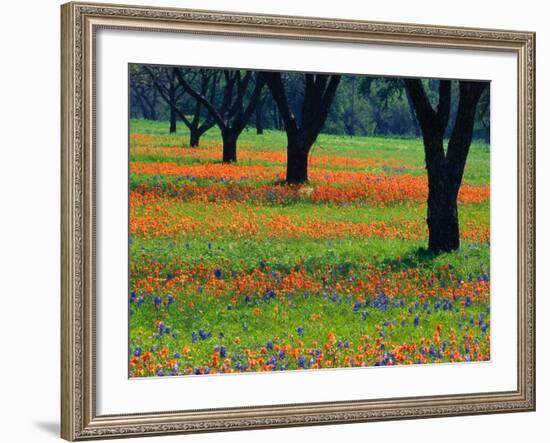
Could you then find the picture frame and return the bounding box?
[61,1,536,440]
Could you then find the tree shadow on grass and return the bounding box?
[377,247,440,270]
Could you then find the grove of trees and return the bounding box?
[130,64,490,253]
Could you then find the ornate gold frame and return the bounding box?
[61,1,536,440]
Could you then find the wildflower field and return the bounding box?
[129,119,490,377]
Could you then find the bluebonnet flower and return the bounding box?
[199,330,211,340]
[414,315,420,327]
[465,296,472,307]
[129,308,134,316]
[242,323,248,332]
[220,346,226,358]
[297,326,303,337]
[158,322,164,334]
[204,367,210,374]
[130,292,136,303]
[266,340,273,351]
[172,332,177,339]
[298,356,306,368]
[353,301,362,312]
[156,369,164,377]
[167,294,173,305]
[244,295,251,304]
[191,331,198,342]
[134,346,141,357]
[214,268,223,279]
[154,296,162,307]
[227,304,233,310]
[174,352,181,359]
[343,341,349,348]
[361,311,368,320]
[207,242,212,250]
[279,350,285,360]
[165,326,170,335]
[373,293,389,311]
[219,331,224,338]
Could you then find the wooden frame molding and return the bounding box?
[61,2,535,440]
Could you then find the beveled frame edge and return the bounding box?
[60,1,536,441]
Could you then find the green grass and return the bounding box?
[130,119,490,184]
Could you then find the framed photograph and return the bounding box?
[61,1,536,440]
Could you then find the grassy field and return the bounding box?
[129,119,490,377]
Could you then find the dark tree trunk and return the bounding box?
[404,87,421,137]
[405,79,487,253]
[147,89,158,120]
[189,127,200,147]
[262,72,340,185]
[174,69,265,163]
[222,130,238,163]
[256,100,264,135]
[286,135,310,184]
[169,106,177,133]
[424,137,459,252]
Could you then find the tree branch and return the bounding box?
[173,67,226,129]
[262,72,299,134]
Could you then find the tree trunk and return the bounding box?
[404,87,421,137]
[189,127,200,147]
[222,130,238,163]
[427,182,459,251]
[423,136,459,253]
[427,188,459,253]
[256,101,264,135]
[286,135,310,184]
[169,106,177,133]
